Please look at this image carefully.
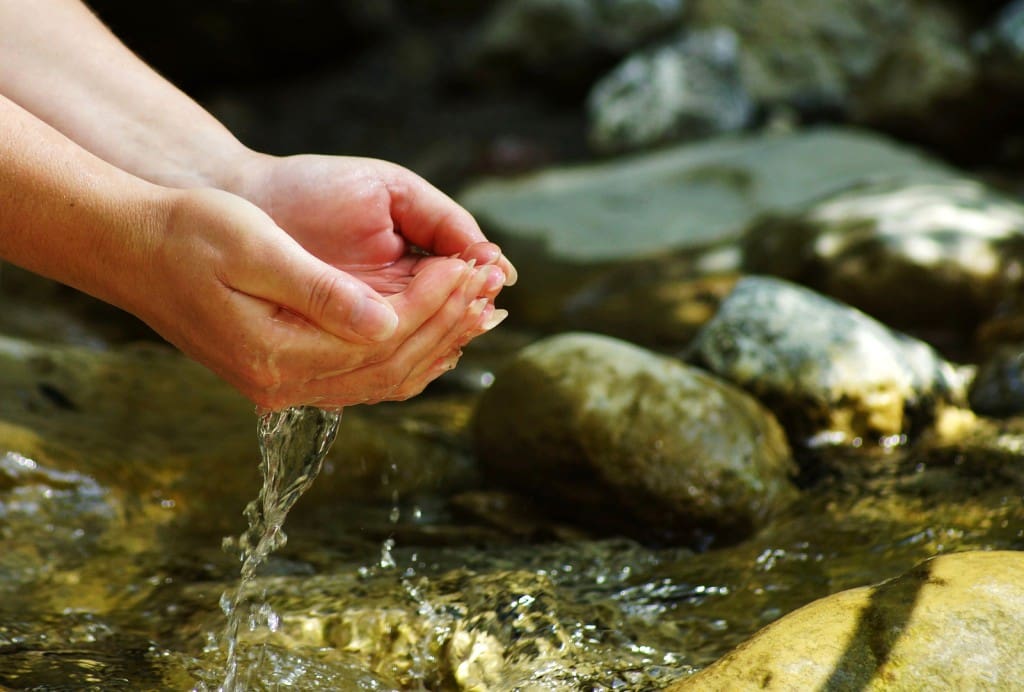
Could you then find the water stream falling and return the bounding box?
[218,406,342,691]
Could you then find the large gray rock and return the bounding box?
[688,277,966,444]
[472,332,796,544]
[459,127,957,268]
[587,28,753,153]
[743,178,1024,337]
[688,0,975,126]
[667,550,1024,691]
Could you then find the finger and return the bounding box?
[382,164,492,257]
[305,264,495,406]
[230,227,400,343]
[458,242,518,287]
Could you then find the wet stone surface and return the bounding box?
[688,276,966,445]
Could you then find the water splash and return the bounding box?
[219,406,342,692]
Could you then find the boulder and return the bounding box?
[743,178,1024,340]
[587,28,753,153]
[688,277,966,444]
[666,550,1024,691]
[472,332,796,544]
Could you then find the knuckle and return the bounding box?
[306,270,347,325]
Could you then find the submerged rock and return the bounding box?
[587,28,753,153]
[0,335,476,537]
[688,277,965,444]
[667,550,1024,691]
[178,540,694,690]
[743,178,1024,339]
[472,332,796,544]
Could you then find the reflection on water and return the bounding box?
[218,406,342,691]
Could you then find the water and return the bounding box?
[218,406,342,691]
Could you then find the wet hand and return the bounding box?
[134,188,509,410]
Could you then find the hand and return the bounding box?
[130,187,510,410]
[231,153,517,300]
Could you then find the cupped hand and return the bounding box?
[230,153,517,295]
[132,187,508,410]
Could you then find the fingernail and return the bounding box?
[502,257,518,286]
[481,308,508,331]
[469,297,488,315]
[483,266,506,293]
[353,298,398,341]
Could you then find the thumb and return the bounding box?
[248,240,398,343]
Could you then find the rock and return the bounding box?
[0,335,476,537]
[587,28,753,153]
[666,550,1024,691]
[460,127,955,265]
[460,127,956,328]
[472,332,796,544]
[742,178,1024,342]
[466,0,686,91]
[688,277,966,444]
[969,345,1024,417]
[687,0,975,126]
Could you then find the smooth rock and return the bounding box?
[688,277,965,444]
[666,550,1024,691]
[472,332,796,544]
[459,127,956,267]
[0,335,475,534]
[587,28,753,153]
[743,178,1024,339]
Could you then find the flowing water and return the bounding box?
[0,335,1023,690]
[218,406,342,691]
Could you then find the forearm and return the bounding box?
[0,93,170,311]
[0,0,250,190]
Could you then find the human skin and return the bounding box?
[0,0,516,409]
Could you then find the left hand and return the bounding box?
[232,153,517,298]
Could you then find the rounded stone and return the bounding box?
[666,550,1024,691]
[472,332,796,544]
[688,276,965,444]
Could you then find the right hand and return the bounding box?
[127,188,506,410]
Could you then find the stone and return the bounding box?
[587,28,753,153]
[459,127,956,267]
[666,550,1024,691]
[0,335,476,539]
[472,332,796,544]
[688,277,966,444]
[687,0,975,126]
[742,178,1024,340]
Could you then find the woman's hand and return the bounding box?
[230,152,517,291]
[131,187,509,410]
